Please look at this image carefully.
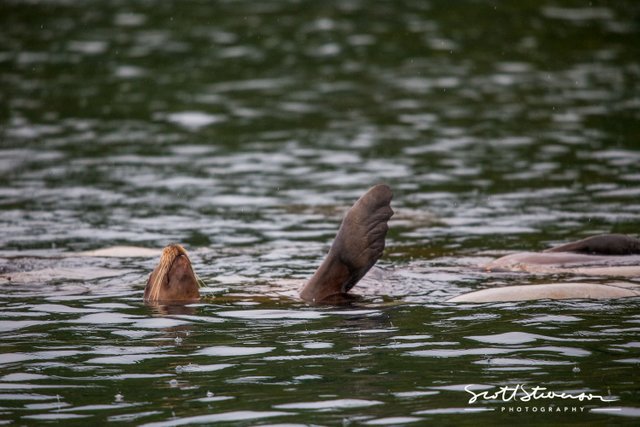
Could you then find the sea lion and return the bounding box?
[449,234,640,303]
[143,184,638,304]
[144,244,200,302]
[143,184,394,304]
[483,234,640,277]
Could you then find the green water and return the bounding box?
[1,0,639,425]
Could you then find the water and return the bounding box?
[1,0,640,425]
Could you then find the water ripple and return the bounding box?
[140,411,291,427]
[195,346,275,357]
[274,398,382,410]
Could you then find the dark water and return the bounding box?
[1,0,640,425]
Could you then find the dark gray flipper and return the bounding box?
[544,234,640,255]
[300,184,394,304]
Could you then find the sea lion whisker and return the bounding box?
[194,271,206,289]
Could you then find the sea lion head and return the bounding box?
[144,244,200,302]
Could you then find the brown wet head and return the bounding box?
[144,244,200,302]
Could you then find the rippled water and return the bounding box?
[1,0,640,425]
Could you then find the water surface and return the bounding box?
[1,0,639,425]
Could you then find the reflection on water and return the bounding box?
[1,0,639,425]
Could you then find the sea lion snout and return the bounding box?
[167,254,195,284]
[144,244,200,302]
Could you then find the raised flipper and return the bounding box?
[144,244,200,302]
[544,234,640,255]
[300,184,394,304]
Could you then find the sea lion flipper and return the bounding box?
[300,184,394,303]
[544,234,640,255]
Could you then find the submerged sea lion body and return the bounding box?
[451,234,640,303]
[448,282,640,303]
[484,252,640,277]
[485,234,640,276]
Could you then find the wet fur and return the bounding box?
[144,244,199,302]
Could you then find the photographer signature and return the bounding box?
[465,384,616,404]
